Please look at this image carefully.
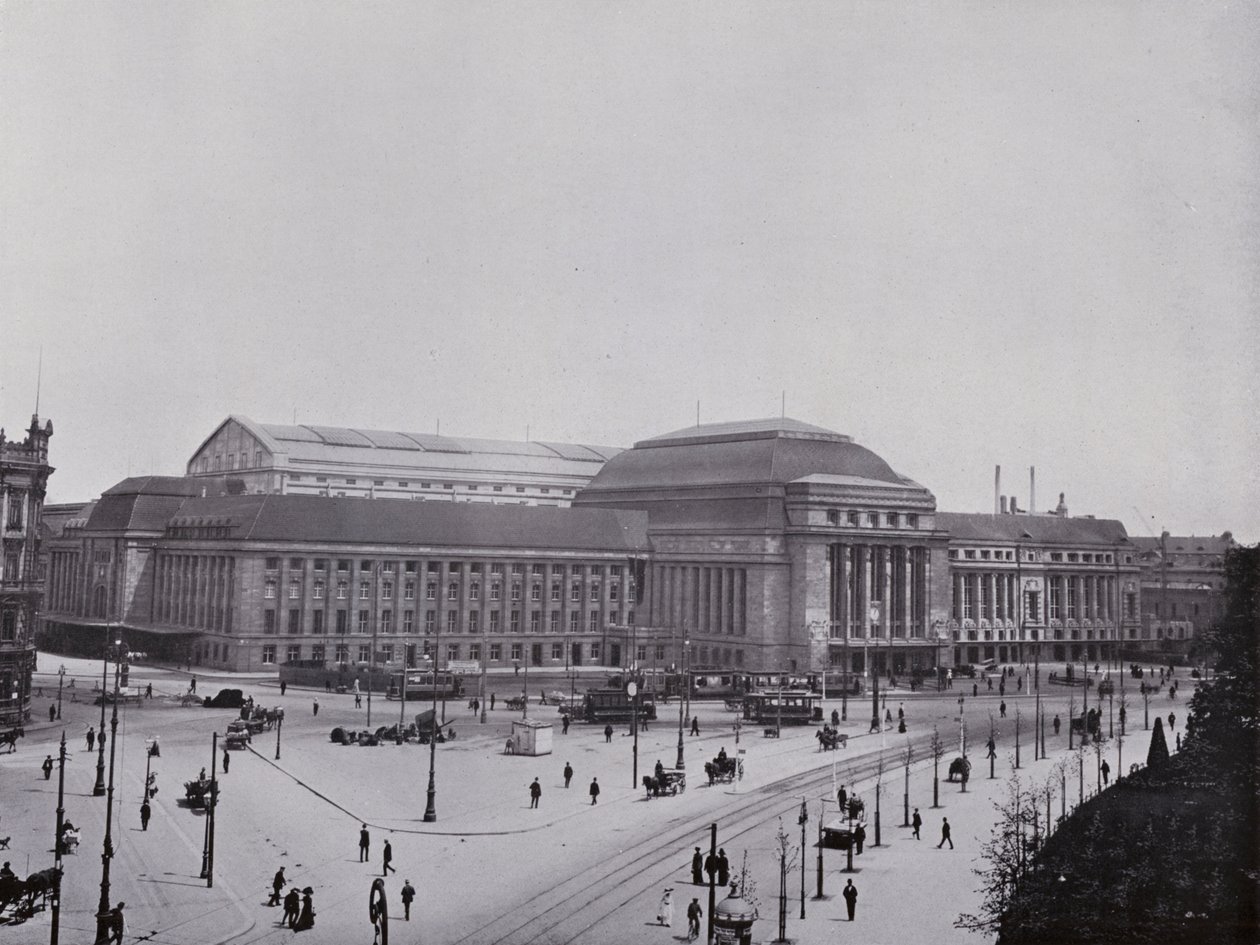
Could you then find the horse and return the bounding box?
[0,728,24,753]
[22,867,60,914]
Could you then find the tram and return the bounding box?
[385,671,464,701]
[740,689,821,725]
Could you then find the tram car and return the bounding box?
[740,689,822,726]
[579,688,658,724]
[386,671,464,701]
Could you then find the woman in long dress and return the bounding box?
[657,887,673,927]
[294,889,315,931]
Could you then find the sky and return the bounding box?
[2,2,1257,542]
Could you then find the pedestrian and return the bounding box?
[898,718,907,734]
[563,762,573,788]
[222,749,230,774]
[1101,760,1110,785]
[562,714,570,735]
[973,683,978,698]
[843,879,858,921]
[490,693,496,711]
[1176,732,1182,751]
[589,776,600,805]
[686,898,703,941]
[657,887,674,927]
[400,879,416,920]
[145,682,153,699]
[704,849,717,884]
[716,848,729,887]
[269,867,286,905]
[1168,712,1175,730]
[283,886,301,928]
[359,824,370,862]
[49,703,56,722]
[898,702,904,721]
[42,755,54,780]
[313,698,320,716]
[294,887,315,931]
[912,807,922,839]
[837,785,848,811]
[999,700,1007,718]
[190,675,197,693]
[140,799,151,831]
[280,681,287,696]
[604,724,614,743]
[690,716,700,736]
[107,901,126,944]
[530,778,542,809]
[691,847,703,885]
[382,839,395,875]
[355,692,362,709]
[853,823,866,855]
[938,817,953,849]
[473,697,480,714]
[1053,714,1061,736]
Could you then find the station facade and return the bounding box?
[41,417,1142,679]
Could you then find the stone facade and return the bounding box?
[1,415,53,725]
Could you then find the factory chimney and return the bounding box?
[1030,466,1036,514]
[994,465,1001,515]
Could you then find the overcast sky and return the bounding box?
[3,3,1256,542]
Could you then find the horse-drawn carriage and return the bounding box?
[822,793,867,849]
[504,695,527,712]
[816,727,848,751]
[1070,709,1102,738]
[183,775,218,807]
[224,721,252,750]
[0,866,60,922]
[642,766,686,798]
[0,727,22,753]
[947,756,972,783]
[704,753,741,785]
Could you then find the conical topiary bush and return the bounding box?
[1147,716,1169,767]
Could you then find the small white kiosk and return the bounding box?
[509,718,554,757]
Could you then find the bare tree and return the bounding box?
[773,819,799,943]
[930,725,944,808]
[956,771,1039,936]
[874,750,885,846]
[736,849,761,915]
[901,737,915,826]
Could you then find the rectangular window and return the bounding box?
[265,580,277,599]
[357,611,368,633]
[360,560,373,572]
[337,559,350,572]
[447,583,459,601]
[337,581,348,600]
[1067,583,1078,619]
[589,643,600,661]
[490,582,501,601]
[469,643,481,661]
[426,582,437,600]
[589,610,598,633]
[552,643,563,660]
[313,580,325,600]
[286,645,301,663]
[264,610,276,634]
[382,609,393,632]
[288,608,301,634]
[446,611,458,632]
[549,611,560,633]
[510,610,520,633]
[336,610,348,634]
[446,643,459,661]
[511,563,524,575]
[510,643,522,661]
[312,644,325,662]
[571,582,581,602]
[261,645,276,665]
[510,584,521,602]
[551,583,561,602]
[637,645,647,662]
[382,583,393,601]
[490,643,501,661]
[569,611,580,633]
[359,581,370,600]
[469,581,480,600]
[335,644,349,662]
[469,611,480,633]
[404,581,415,600]
[358,644,371,663]
[313,610,324,634]
[288,580,301,599]
[530,611,541,633]
[266,557,280,571]
[424,610,436,634]
[609,584,619,602]
[530,583,541,601]
[490,611,501,633]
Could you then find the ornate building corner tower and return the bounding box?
[0,414,53,725]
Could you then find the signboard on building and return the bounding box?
[446,660,481,675]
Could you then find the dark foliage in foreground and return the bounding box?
[968,546,1259,944]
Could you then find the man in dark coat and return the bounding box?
[716,849,729,887]
[400,880,416,920]
[853,823,866,855]
[912,807,922,839]
[222,749,230,774]
[938,817,953,849]
[283,887,301,928]
[704,850,717,884]
[86,727,95,752]
[382,839,395,875]
[589,777,600,805]
[140,799,151,831]
[1101,760,1111,785]
[529,778,542,809]
[42,755,54,779]
[691,847,703,885]
[690,716,700,736]
[1053,714,1061,735]
[843,879,858,920]
[269,867,286,906]
[686,899,703,940]
[563,762,574,788]
[359,824,370,862]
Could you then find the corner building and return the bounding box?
[575,419,950,677]
[1,415,53,725]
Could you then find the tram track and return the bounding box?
[453,730,941,945]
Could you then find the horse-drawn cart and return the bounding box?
[0,867,61,922]
[224,721,251,749]
[184,776,218,807]
[642,768,686,798]
[704,754,741,785]
[816,727,848,751]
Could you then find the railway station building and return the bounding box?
[39,417,1142,679]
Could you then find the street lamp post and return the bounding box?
[396,662,406,745]
[57,664,65,720]
[51,729,66,945]
[869,605,881,734]
[94,645,122,944]
[274,714,283,760]
[93,636,109,797]
[798,798,808,919]
[676,637,688,771]
[423,621,441,822]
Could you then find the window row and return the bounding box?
[288,476,574,497]
[826,509,920,529]
[263,558,622,578]
[261,607,634,634]
[258,640,603,665]
[263,577,628,603]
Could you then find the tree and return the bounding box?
[902,738,915,826]
[772,820,798,943]
[1147,716,1169,767]
[956,771,1037,936]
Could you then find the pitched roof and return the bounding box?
[164,494,649,551]
[935,512,1131,545]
